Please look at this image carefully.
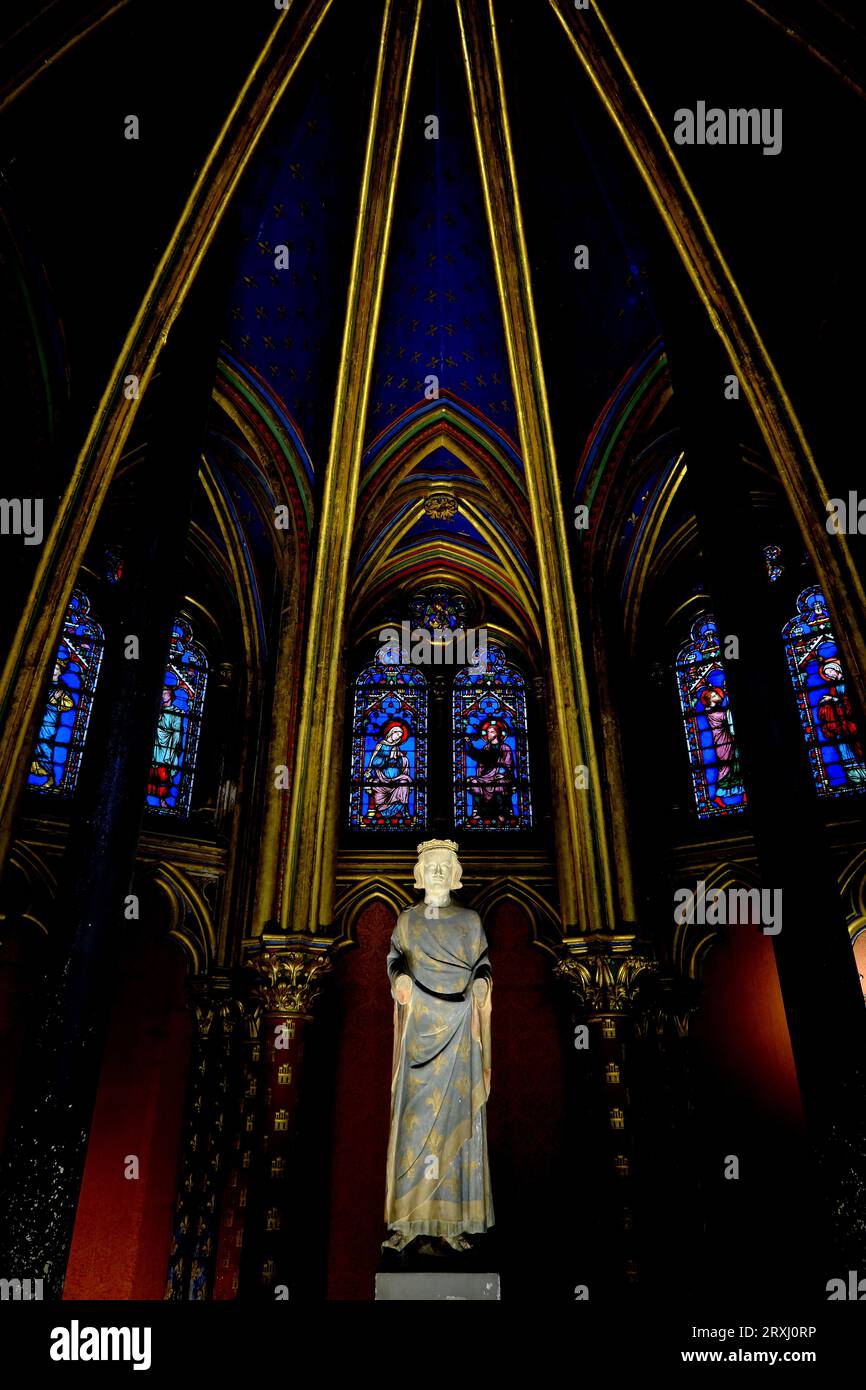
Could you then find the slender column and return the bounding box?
[165,974,239,1300]
[457,0,617,932]
[530,674,555,849]
[250,549,305,935]
[316,646,347,931]
[630,974,702,1290]
[556,937,656,1293]
[590,607,638,927]
[212,998,262,1300]
[0,3,128,115]
[237,941,333,1297]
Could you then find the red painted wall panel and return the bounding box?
[63,936,192,1300]
[693,920,804,1130]
[325,901,395,1301]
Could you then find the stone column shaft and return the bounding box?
[557,937,656,1293]
[235,941,332,1298]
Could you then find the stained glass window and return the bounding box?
[453,643,532,830]
[29,589,104,796]
[409,589,468,632]
[783,585,866,797]
[146,618,209,817]
[675,615,747,817]
[104,545,123,584]
[763,544,783,583]
[348,644,427,830]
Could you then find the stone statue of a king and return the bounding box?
[383,839,494,1252]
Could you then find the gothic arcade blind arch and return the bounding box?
[783,585,866,798]
[348,645,428,830]
[29,589,104,797]
[146,618,209,818]
[453,642,532,830]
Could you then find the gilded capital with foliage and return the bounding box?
[245,942,333,1017]
[555,935,657,1014]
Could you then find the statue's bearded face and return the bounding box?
[421,851,453,892]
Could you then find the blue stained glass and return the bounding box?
[409,589,468,633]
[675,615,747,818]
[146,619,208,817]
[29,589,104,797]
[763,544,783,583]
[783,585,866,798]
[453,643,532,830]
[348,645,427,830]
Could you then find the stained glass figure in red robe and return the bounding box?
[783,585,866,798]
[817,658,866,789]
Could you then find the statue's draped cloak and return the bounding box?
[385,903,494,1236]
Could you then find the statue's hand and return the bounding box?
[394,974,412,1005]
[472,978,489,1002]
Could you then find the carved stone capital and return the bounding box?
[243,938,334,1018]
[633,973,701,1040]
[555,934,657,1014]
[187,973,239,1040]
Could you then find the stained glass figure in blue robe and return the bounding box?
[146,619,208,816]
[29,589,104,796]
[366,719,413,820]
[348,643,427,830]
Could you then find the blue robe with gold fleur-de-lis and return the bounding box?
[384,901,494,1237]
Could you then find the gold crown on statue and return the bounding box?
[416,839,459,855]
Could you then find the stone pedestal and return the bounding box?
[375,1273,500,1301]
